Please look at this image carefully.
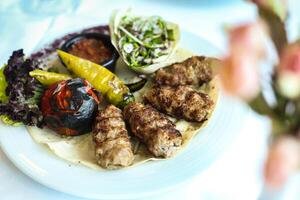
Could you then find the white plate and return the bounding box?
[0,20,249,199]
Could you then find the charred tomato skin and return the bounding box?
[41,78,100,136]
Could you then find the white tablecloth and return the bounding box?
[0,0,300,199]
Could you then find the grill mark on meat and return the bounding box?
[155,56,212,87]
[93,105,134,169]
[144,85,213,122]
[124,103,182,158]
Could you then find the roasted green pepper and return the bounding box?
[126,78,147,92]
[29,69,72,86]
[57,49,134,107]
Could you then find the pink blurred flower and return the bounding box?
[220,55,260,101]
[219,22,267,100]
[229,22,266,59]
[264,136,300,189]
[277,43,300,98]
[278,43,300,75]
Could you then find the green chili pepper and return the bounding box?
[57,50,134,107]
[29,69,72,86]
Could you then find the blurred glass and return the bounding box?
[145,0,243,8]
[20,0,81,16]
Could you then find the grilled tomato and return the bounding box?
[41,78,100,136]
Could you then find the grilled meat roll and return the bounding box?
[124,102,182,158]
[155,56,212,86]
[93,105,134,169]
[144,85,213,122]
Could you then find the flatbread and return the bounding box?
[27,48,219,170]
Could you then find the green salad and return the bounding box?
[110,10,180,73]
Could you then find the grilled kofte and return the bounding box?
[155,56,213,87]
[145,56,215,123]
[124,102,182,158]
[144,85,213,123]
[93,105,134,168]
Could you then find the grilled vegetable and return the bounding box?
[126,77,147,92]
[57,50,134,107]
[29,69,72,86]
[41,78,100,136]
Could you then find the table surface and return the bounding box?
[0,0,300,200]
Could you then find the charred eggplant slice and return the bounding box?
[41,78,100,136]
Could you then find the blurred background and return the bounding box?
[1,0,300,200]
